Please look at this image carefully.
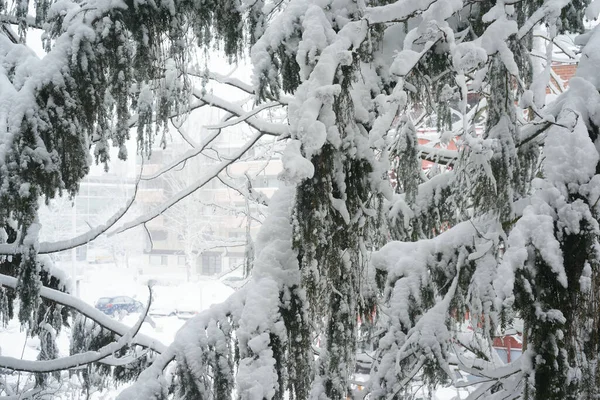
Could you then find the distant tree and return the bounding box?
[159,162,247,281]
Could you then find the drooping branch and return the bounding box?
[0,275,166,354]
[0,174,140,256]
[0,285,153,373]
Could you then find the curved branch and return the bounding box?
[99,349,150,367]
[0,274,166,354]
[0,174,140,256]
[0,286,153,373]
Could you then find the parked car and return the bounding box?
[95,296,144,315]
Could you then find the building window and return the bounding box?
[150,255,168,265]
[201,254,222,275]
[178,255,187,266]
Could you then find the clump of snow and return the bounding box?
[296,5,336,80]
[279,140,315,183]
[519,90,535,109]
[580,262,592,292]
[452,42,487,73]
[543,114,599,194]
[390,50,422,77]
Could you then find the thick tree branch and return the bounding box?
[0,175,140,256]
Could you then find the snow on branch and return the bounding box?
[417,145,459,166]
[0,15,44,31]
[203,101,282,130]
[517,0,571,40]
[365,0,437,24]
[0,286,154,373]
[205,71,256,96]
[0,274,166,354]
[193,91,289,137]
[203,70,294,105]
[0,176,140,256]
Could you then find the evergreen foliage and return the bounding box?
[2,0,600,399]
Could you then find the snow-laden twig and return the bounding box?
[193,91,288,137]
[0,173,140,256]
[417,145,460,166]
[0,275,166,354]
[0,286,154,372]
[202,70,293,105]
[366,0,438,24]
[203,101,282,130]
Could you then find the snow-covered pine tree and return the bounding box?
[371,0,600,399]
[1,0,276,307]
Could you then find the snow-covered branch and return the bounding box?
[366,0,437,24]
[203,101,282,130]
[417,145,459,166]
[0,275,166,354]
[0,15,44,31]
[193,91,288,137]
[0,177,139,255]
[0,286,153,373]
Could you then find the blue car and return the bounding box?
[95,296,144,315]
